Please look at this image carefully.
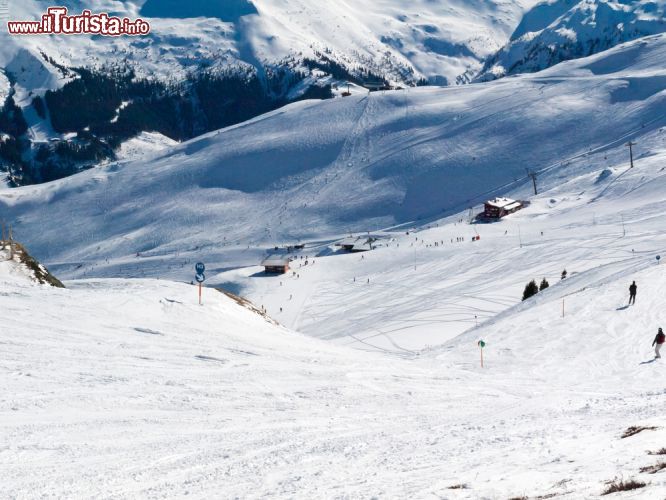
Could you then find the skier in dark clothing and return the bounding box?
[629,281,637,305]
[653,327,665,359]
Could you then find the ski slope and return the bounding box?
[218,140,666,354]
[1,232,665,498]
[1,33,666,358]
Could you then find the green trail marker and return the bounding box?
[478,340,486,368]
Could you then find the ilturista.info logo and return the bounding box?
[7,6,151,36]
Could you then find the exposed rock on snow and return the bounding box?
[0,240,65,287]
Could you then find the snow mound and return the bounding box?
[115,131,179,163]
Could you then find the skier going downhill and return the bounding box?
[653,327,665,359]
[629,281,637,305]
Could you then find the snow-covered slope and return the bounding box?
[1,33,665,277]
[115,131,179,163]
[476,0,666,81]
[3,16,666,497]
[0,244,42,286]
[217,140,666,354]
[1,237,665,498]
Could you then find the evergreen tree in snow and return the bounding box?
[522,280,539,301]
[561,269,568,280]
[540,278,550,291]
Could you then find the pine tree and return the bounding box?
[522,280,539,301]
[561,269,568,280]
[540,278,550,291]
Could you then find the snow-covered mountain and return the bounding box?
[4,1,665,186]
[2,0,536,86]
[476,0,666,81]
[0,0,541,185]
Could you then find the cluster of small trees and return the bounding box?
[522,270,568,301]
[522,278,549,301]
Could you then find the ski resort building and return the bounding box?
[336,236,378,253]
[483,198,523,219]
[362,80,393,92]
[261,256,291,274]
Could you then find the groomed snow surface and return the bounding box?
[2,29,666,500]
[1,243,665,498]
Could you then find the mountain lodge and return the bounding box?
[483,197,523,219]
[261,256,291,274]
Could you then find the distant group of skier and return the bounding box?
[627,280,664,359]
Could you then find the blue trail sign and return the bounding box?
[195,263,206,305]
